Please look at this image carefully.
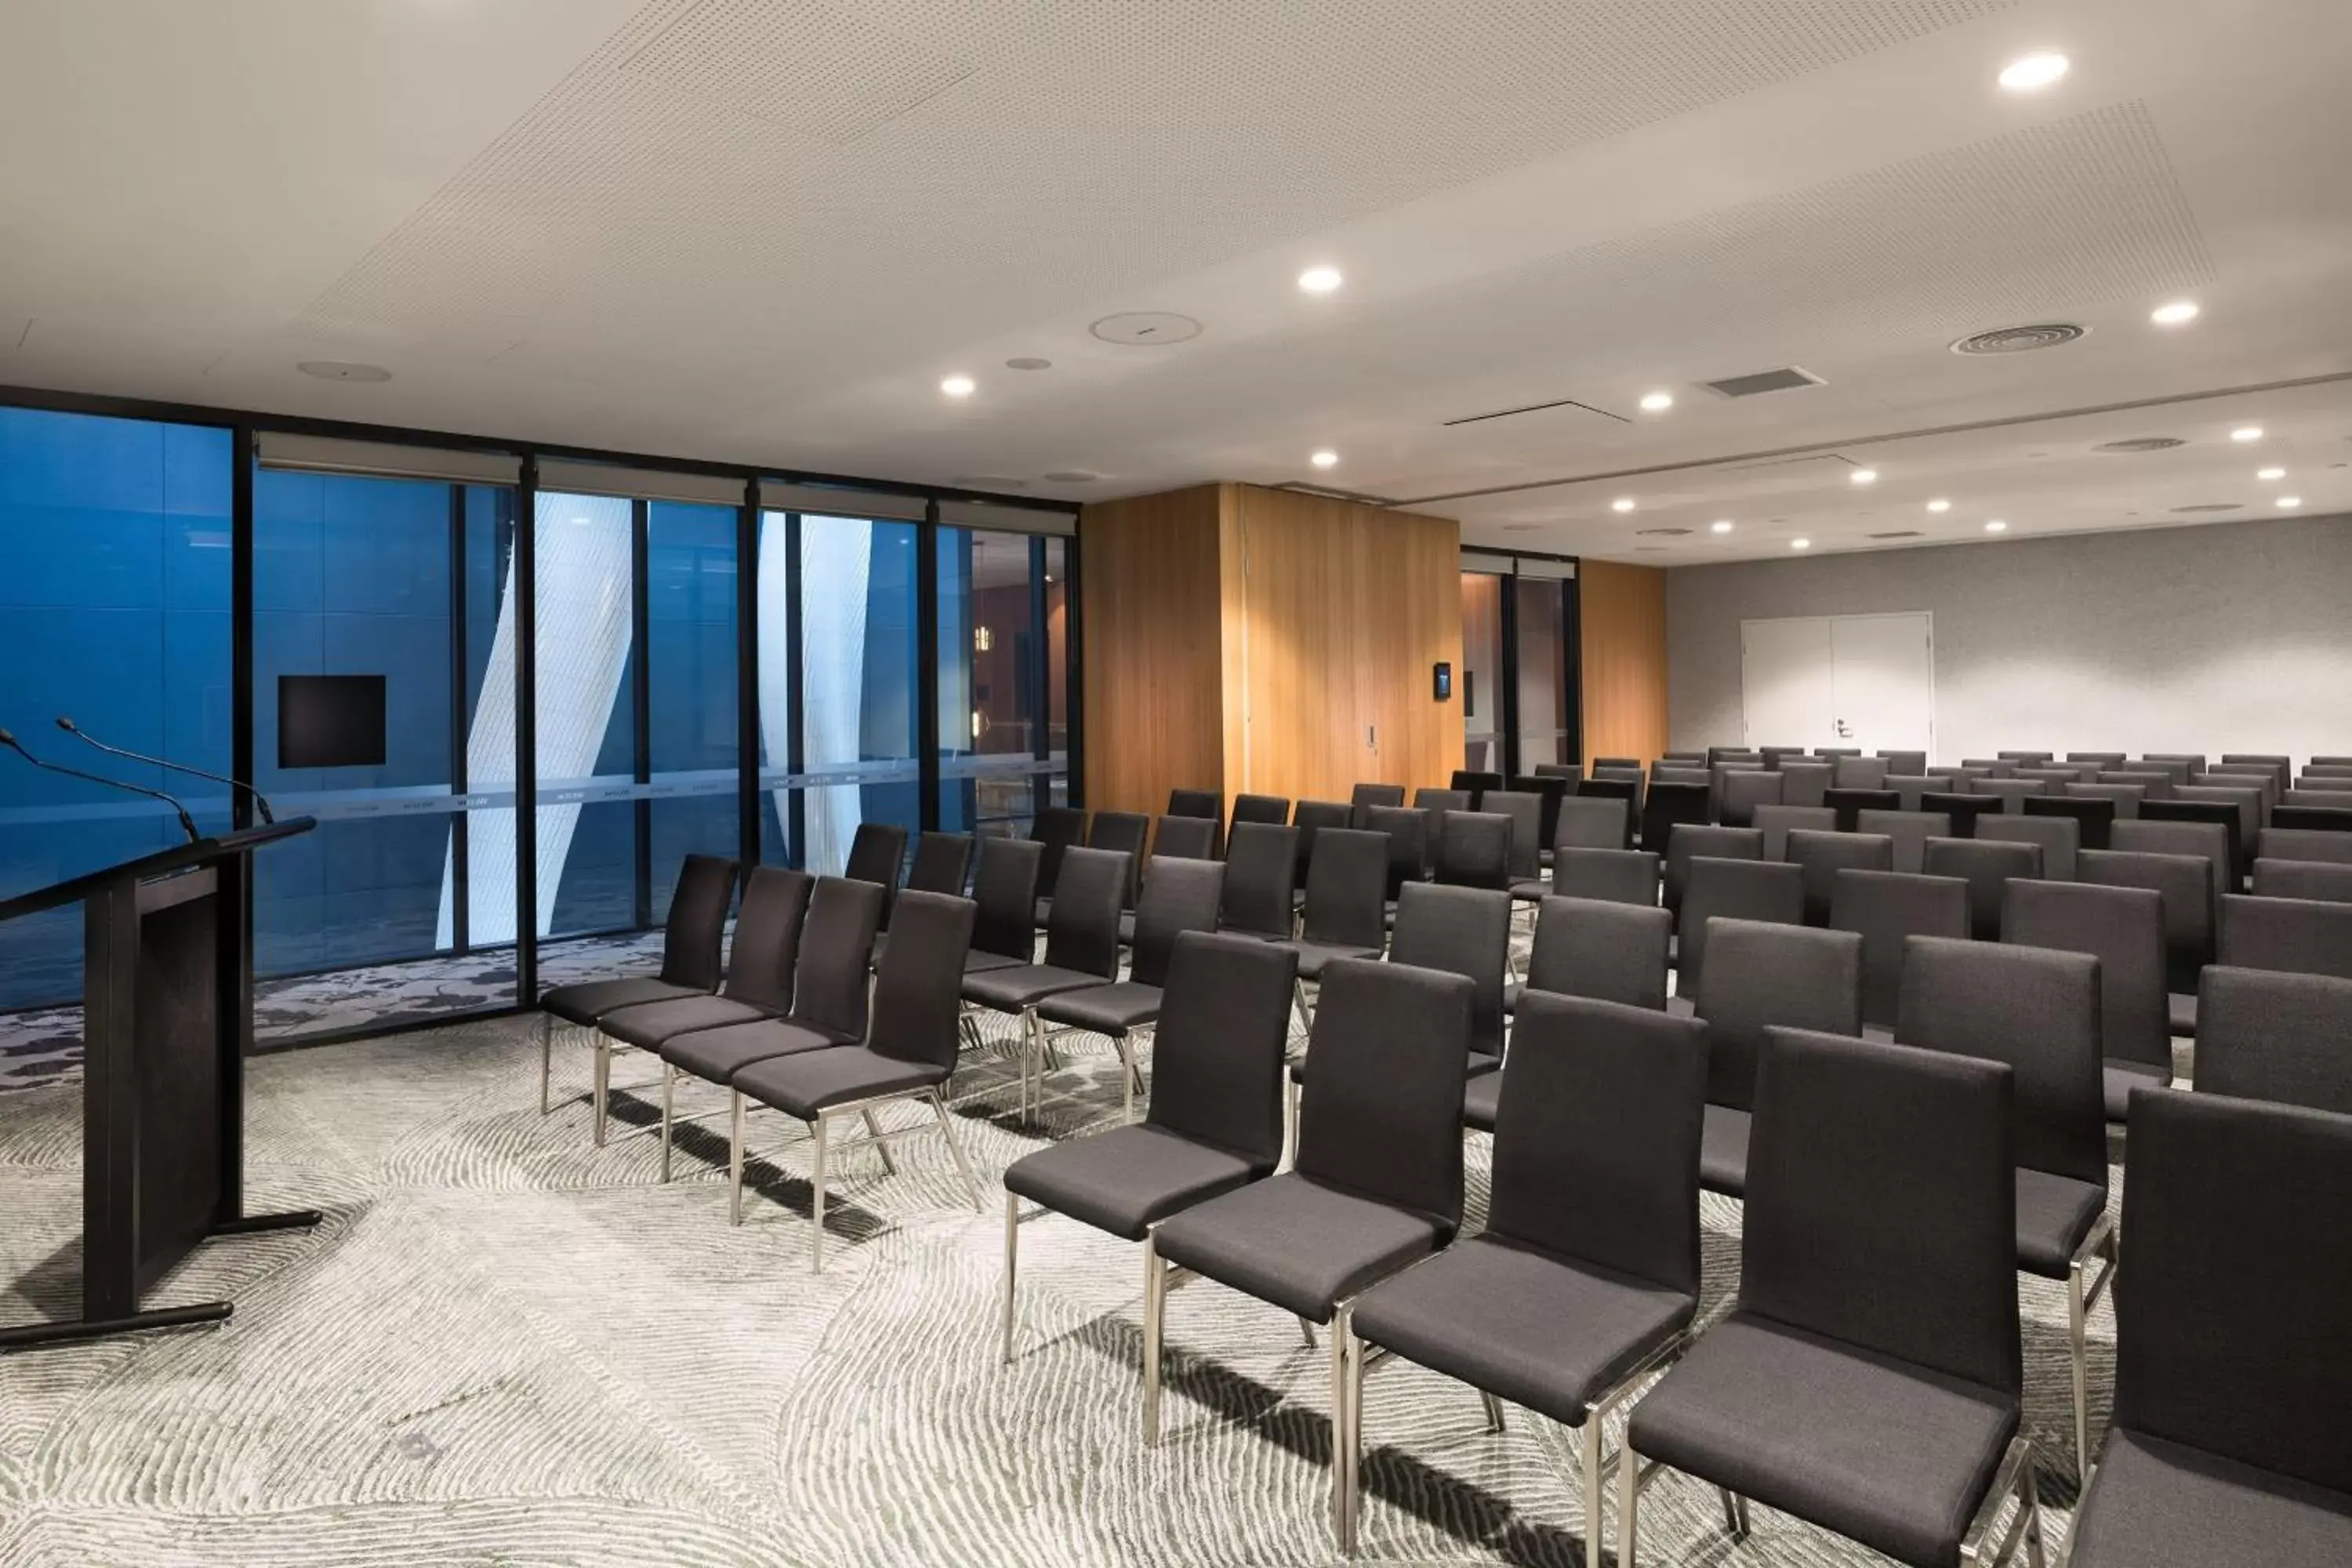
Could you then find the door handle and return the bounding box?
[1834,719,1853,739]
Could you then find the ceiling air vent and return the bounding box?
[1700,366,1824,399]
[1635,527,1693,537]
[1950,323,2087,355]
[2093,437,2187,453]
[1867,530,1925,539]
[2171,503,2243,514]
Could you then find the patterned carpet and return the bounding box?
[0,996,2128,1566]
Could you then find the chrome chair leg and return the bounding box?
[593,1035,611,1148]
[659,1063,675,1182]
[1719,1488,1749,1538]
[1000,1190,1020,1364]
[1116,1032,1136,1124]
[862,1108,896,1175]
[728,1091,745,1226]
[1581,1411,1605,1568]
[1333,1302,1361,1555]
[933,1088,982,1212]
[1617,1436,1642,1568]
[2068,1257,2091,1486]
[1298,1316,1318,1349]
[1142,1229,1167,1446]
[809,1113,830,1273]
[1479,1390,1507,1432]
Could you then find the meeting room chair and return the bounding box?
[1348,782,1405,825]
[1897,936,2113,1483]
[1649,764,1709,788]
[1998,750,2055,764]
[1810,746,1861,759]
[1218,821,1300,938]
[1980,812,2080,881]
[961,846,1128,1120]
[1776,760,1832,808]
[1166,787,1222,821]
[1831,868,1969,1029]
[1718,768,1784,827]
[1785,829,1893,926]
[2179,782,2264,848]
[841,821,908,916]
[1831,756,1890,791]
[1883,774,1936,812]
[1291,799,1352,869]
[1388,881,1512,1067]
[2100,768,2176,800]
[1415,786,1472,815]
[1577,776,1641,834]
[1000,931,1297,1364]
[1753,803,1834,861]
[2063,1089,2352,1568]
[1675,858,1803,1001]
[2139,755,2204,785]
[1824,786,1899,833]
[1364,804,1432,903]
[2220,751,2293,791]
[2078,845,2216,1033]
[1268,826,1388,993]
[1552,794,1630,855]
[2023,793,2111,853]
[2283,786,2352,812]
[1624,1029,2042,1568]
[2218,892,2352,981]
[905,830,975,899]
[964,837,1042,985]
[724,890,981,1272]
[2067,751,2127,769]
[1550,846,1661,907]
[1855,808,1948,876]
[1502,895,1671,1018]
[1970,778,2049,815]
[1756,744,1806,768]
[1085,811,1150,916]
[1435,808,1518,893]
[1923,836,2043,939]
[2004,878,2170,1120]
[1691,920,1864,1200]
[1149,812,1219,864]
[1482,789,1544,898]
[1662,824,1762,918]
[1232,793,1289,827]
[1029,806,1090,913]
[1145,959,1472,1552]
[1451,769,1504,807]
[2259,826,2352,865]
[1639,780,1711,851]
[1962,757,2019,778]
[2140,798,2246,887]
[2201,766,2281,816]
[2273,803,2352,834]
[2252,858,2352,903]
[2065,781,2144,821]
[2191,965,2352,1115]
[1921,789,2001,837]
[1352,993,1707,1563]
[1876,748,1929,777]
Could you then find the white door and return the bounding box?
[1830,613,1935,757]
[1740,616,1838,750]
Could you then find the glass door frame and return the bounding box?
[1461,549,1584,779]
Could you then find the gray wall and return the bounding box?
[1667,514,2352,764]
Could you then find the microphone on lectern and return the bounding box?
[0,727,201,844]
[56,716,275,826]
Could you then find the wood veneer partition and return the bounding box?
[1578,558,1669,770]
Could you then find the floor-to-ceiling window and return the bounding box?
[644,499,740,922]
[936,519,1071,837]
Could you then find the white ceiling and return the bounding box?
[2,0,2347,561]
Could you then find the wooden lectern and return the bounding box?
[0,818,320,1350]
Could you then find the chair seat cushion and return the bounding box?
[2102,1059,2171,1122]
[2169,991,2198,1036]
[1699,1104,1750,1198]
[1628,1313,2019,1568]
[2015,1167,2106,1277]
[1033,981,1163,1035]
[1004,1124,1265,1242]
[732,1045,946,1120]
[1152,1173,1450,1323]
[1509,879,1550,902]
[1462,1058,1504,1131]
[662,1018,858,1083]
[541,977,704,1027]
[1354,1236,1695,1426]
[1276,938,1385,980]
[599,993,776,1051]
[962,964,1112,1012]
[964,950,1026,975]
[2069,1430,2352,1568]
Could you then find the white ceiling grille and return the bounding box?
[1701,367,1824,398]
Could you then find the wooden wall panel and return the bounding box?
[1078,485,1226,815]
[1579,559,1669,769]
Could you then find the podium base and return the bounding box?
[0,1300,232,1352]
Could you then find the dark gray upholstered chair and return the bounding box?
[1388,881,1513,1065]
[1481,789,1544,895]
[1354,993,1708,1561]
[1923,836,2043,940]
[2288,787,2352,809]
[2067,781,2144,820]
[1578,776,1642,838]
[1980,813,2079,881]
[1971,777,2048,814]
[593,866,820,1146]
[1663,824,1762,917]
[2140,799,2246,887]
[1434,809,1514,893]
[2068,752,2128,769]
[1719,768,1784,828]
[1877,749,1929,777]
[2003,879,2170,1120]
[1084,812,1149,914]
[1896,936,2112,1483]
[1271,827,1389,996]
[1921,789,2002,837]
[1651,766,1710,790]
[1002,932,1298,1363]
[1290,799,1352,870]
[1232,792,1289,826]
[2066,1089,2352,1568]
[2016,766,2088,790]
[1553,795,1629,855]
[2023,793,2111,853]
[1998,750,2056,764]
[1884,774,1936,812]
[1831,868,1969,1028]
[2253,858,2352,903]
[2219,893,2352,981]
[1033,857,1226,1122]
[2273,803,2352,833]
[1509,774,1571,862]
[2183,780,2266,842]
[1710,746,1762,767]
[1031,806,1089,898]
[2260,826,2352,865]
[1963,757,2019,778]
[1150,812,1220,863]
[1824,786,1899,833]
[1856,808,1949,875]
[2140,754,2204,783]
[1593,755,1646,770]
[1147,958,1472,1550]
[1551,847,1661,907]
[1415,786,1472,815]
[1759,744,1809,768]
[963,846,1128,1120]
[1675,858,1803,1000]
[1777,760,1833,809]
[1453,769,1505,807]
[539,851,737,1114]
[2100,768,2176,800]
[965,836,1042,975]
[2079,846,2216,1033]
[842,821,908,918]
[1639,779,1711,853]
[1626,1030,2040,1568]
[1832,755,1890,791]
[906,831,975,898]
[1218,822,1299,938]
[2112,818,2230,916]
[1693,920,1863,1200]
[1348,782,1405,825]
[1754,803,1835,862]
[1812,746,1863,759]
[1785,829,1893,926]
[2193,966,2352,1115]
[725,891,980,1271]
[2220,752,2293,792]
[1590,765,1647,811]
[1497,895,1671,1040]
[1167,787,1222,820]
[1363,804,1431,902]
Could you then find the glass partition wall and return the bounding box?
[1458,554,1581,779]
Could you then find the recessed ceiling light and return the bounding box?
[1309,449,1340,469]
[1711,520,1735,534]
[1849,468,1878,485]
[2231,426,2264,443]
[1985,520,2009,533]
[1611,497,1637,513]
[1998,51,2070,92]
[1639,390,1675,413]
[1926,498,1953,513]
[2278,495,2303,508]
[940,374,975,397]
[2257,466,2286,481]
[2150,300,2200,327]
[1298,266,1343,295]
[1791,539,1812,550]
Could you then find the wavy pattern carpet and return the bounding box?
[0,999,2122,1566]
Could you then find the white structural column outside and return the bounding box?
[790,514,872,875]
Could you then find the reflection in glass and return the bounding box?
[1514,576,1570,771]
[646,501,738,922]
[937,528,1068,837]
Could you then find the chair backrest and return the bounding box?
[2016,766,2087,789]
[1296,957,1472,1233]
[1031,807,1089,895]
[1811,746,1861,760]
[1696,920,1863,1112]
[865,891,975,1069]
[1639,781,1712,849]
[2141,755,2206,783]
[1831,868,1970,1027]
[1490,994,1708,1298]
[1922,835,2043,939]
[2220,753,2292,793]
[2022,793,2111,853]
[1785,829,1894,925]
[1759,745,1809,768]
[1677,858,1804,998]
[1533,762,1581,779]
[2140,799,2245,885]
[1883,774,1936,813]
[658,853,740,989]
[2065,781,2143,821]
[2282,787,2352,811]
[1897,936,2105,1187]
[1167,787,1223,820]
[1483,790,1544,880]
[2114,1089,2352,1495]
[1593,755,1645,770]
[1876,749,1929,777]
[1919,790,2002,837]
[1508,775,1570,858]
[1038,846,1127,979]
[1364,804,1432,901]
[1969,777,2048,814]
[1290,799,1352,869]
[1745,1029,2021,1397]
[1824,786,1899,833]
[2193,966,2352,1115]
[1776,760,1832,808]
[2258,826,2352,866]
[2068,751,2128,768]
[2101,768,2176,800]
[844,820,909,898]
[1232,793,1290,826]
[1390,881,1512,1058]
[1524,896,1672,1011]
[1962,757,2017,778]
[1129,857,1227,989]
[1150,812,1220,862]
[2077,848,2216,995]
[1451,769,1504,807]
[1854,808,1948,876]
[719,865,815,1011]
[2218,893,2352,981]
[1832,756,1890,791]
[1086,812,1150,907]
[2273,804,2352,833]
[2002,879,2169,1073]
[1145,932,1301,1167]
[789,875,887,1040]
[2252,858,2352,904]
[1415,787,1472,814]
[1432,809,1513,891]
[1298,827,1390,950]
[968,836,1042,962]
[2179,784,2264,848]
[1218,822,1301,938]
[1663,823,1762,913]
[905,832,975,898]
[1717,768,1784,828]
[1755,804,1836,861]
[2111,817,2230,920]
[1980,812,2080,881]
[1554,794,1629,853]
[1550,847,1661,906]
[2202,766,2281,813]
[1590,766,1646,808]
[1998,750,2055,764]
[1348,782,1405,823]
[1709,746,1762,766]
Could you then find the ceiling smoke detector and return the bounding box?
[2094,437,2187,453]
[1949,324,2088,356]
[1089,311,1203,346]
